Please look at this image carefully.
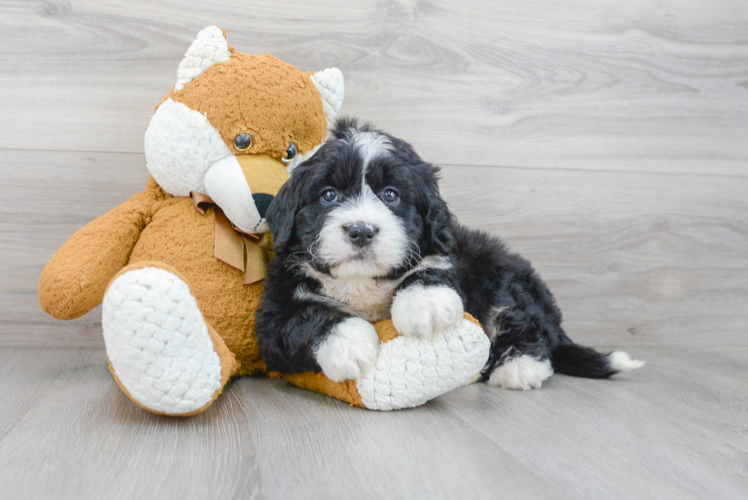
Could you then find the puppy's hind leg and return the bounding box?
[483,333,554,391]
[480,309,644,389]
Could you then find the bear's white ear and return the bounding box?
[311,68,345,128]
[174,26,232,91]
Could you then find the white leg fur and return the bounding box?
[315,317,380,382]
[102,267,223,415]
[488,355,554,391]
[609,351,645,371]
[391,285,464,338]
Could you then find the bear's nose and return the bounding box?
[252,193,274,218]
[347,221,378,248]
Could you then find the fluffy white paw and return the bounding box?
[390,285,464,338]
[315,317,380,382]
[488,355,554,391]
[102,267,223,415]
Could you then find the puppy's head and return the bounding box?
[268,118,453,279]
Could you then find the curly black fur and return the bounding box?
[255,118,627,381]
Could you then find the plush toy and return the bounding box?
[38,27,490,416]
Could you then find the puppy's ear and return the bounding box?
[425,192,455,254]
[266,166,308,256]
[419,163,455,255]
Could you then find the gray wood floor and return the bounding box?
[0,346,746,499]
[1,0,746,498]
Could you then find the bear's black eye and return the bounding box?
[234,133,252,151]
[321,188,338,204]
[383,188,399,204]
[283,143,297,163]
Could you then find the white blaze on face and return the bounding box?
[351,131,392,177]
[316,131,408,278]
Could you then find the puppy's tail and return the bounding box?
[551,343,644,378]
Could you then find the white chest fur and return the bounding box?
[296,256,453,323]
[317,275,402,322]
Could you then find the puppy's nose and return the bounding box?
[347,221,378,248]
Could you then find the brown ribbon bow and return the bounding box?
[190,192,268,285]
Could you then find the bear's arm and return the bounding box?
[38,177,166,320]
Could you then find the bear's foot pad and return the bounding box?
[103,267,223,415]
[358,318,490,410]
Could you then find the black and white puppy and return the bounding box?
[255,118,644,389]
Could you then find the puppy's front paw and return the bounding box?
[391,285,464,338]
[315,317,380,382]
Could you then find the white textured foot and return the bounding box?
[609,351,645,371]
[488,355,553,391]
[315,317,380,382]
[357,318,490,410]
[391,285,464,338]
[102,267,223,415]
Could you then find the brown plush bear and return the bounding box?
[38,27,489,416]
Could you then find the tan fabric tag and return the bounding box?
[190,191,215,215]
[189,191,267,284]
[243,234,268,284]
[214,208,246,271]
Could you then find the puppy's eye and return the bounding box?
[383,188,399,204]
[282,143,298,164]
[234,133,252,151]
[321,188,338,204]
